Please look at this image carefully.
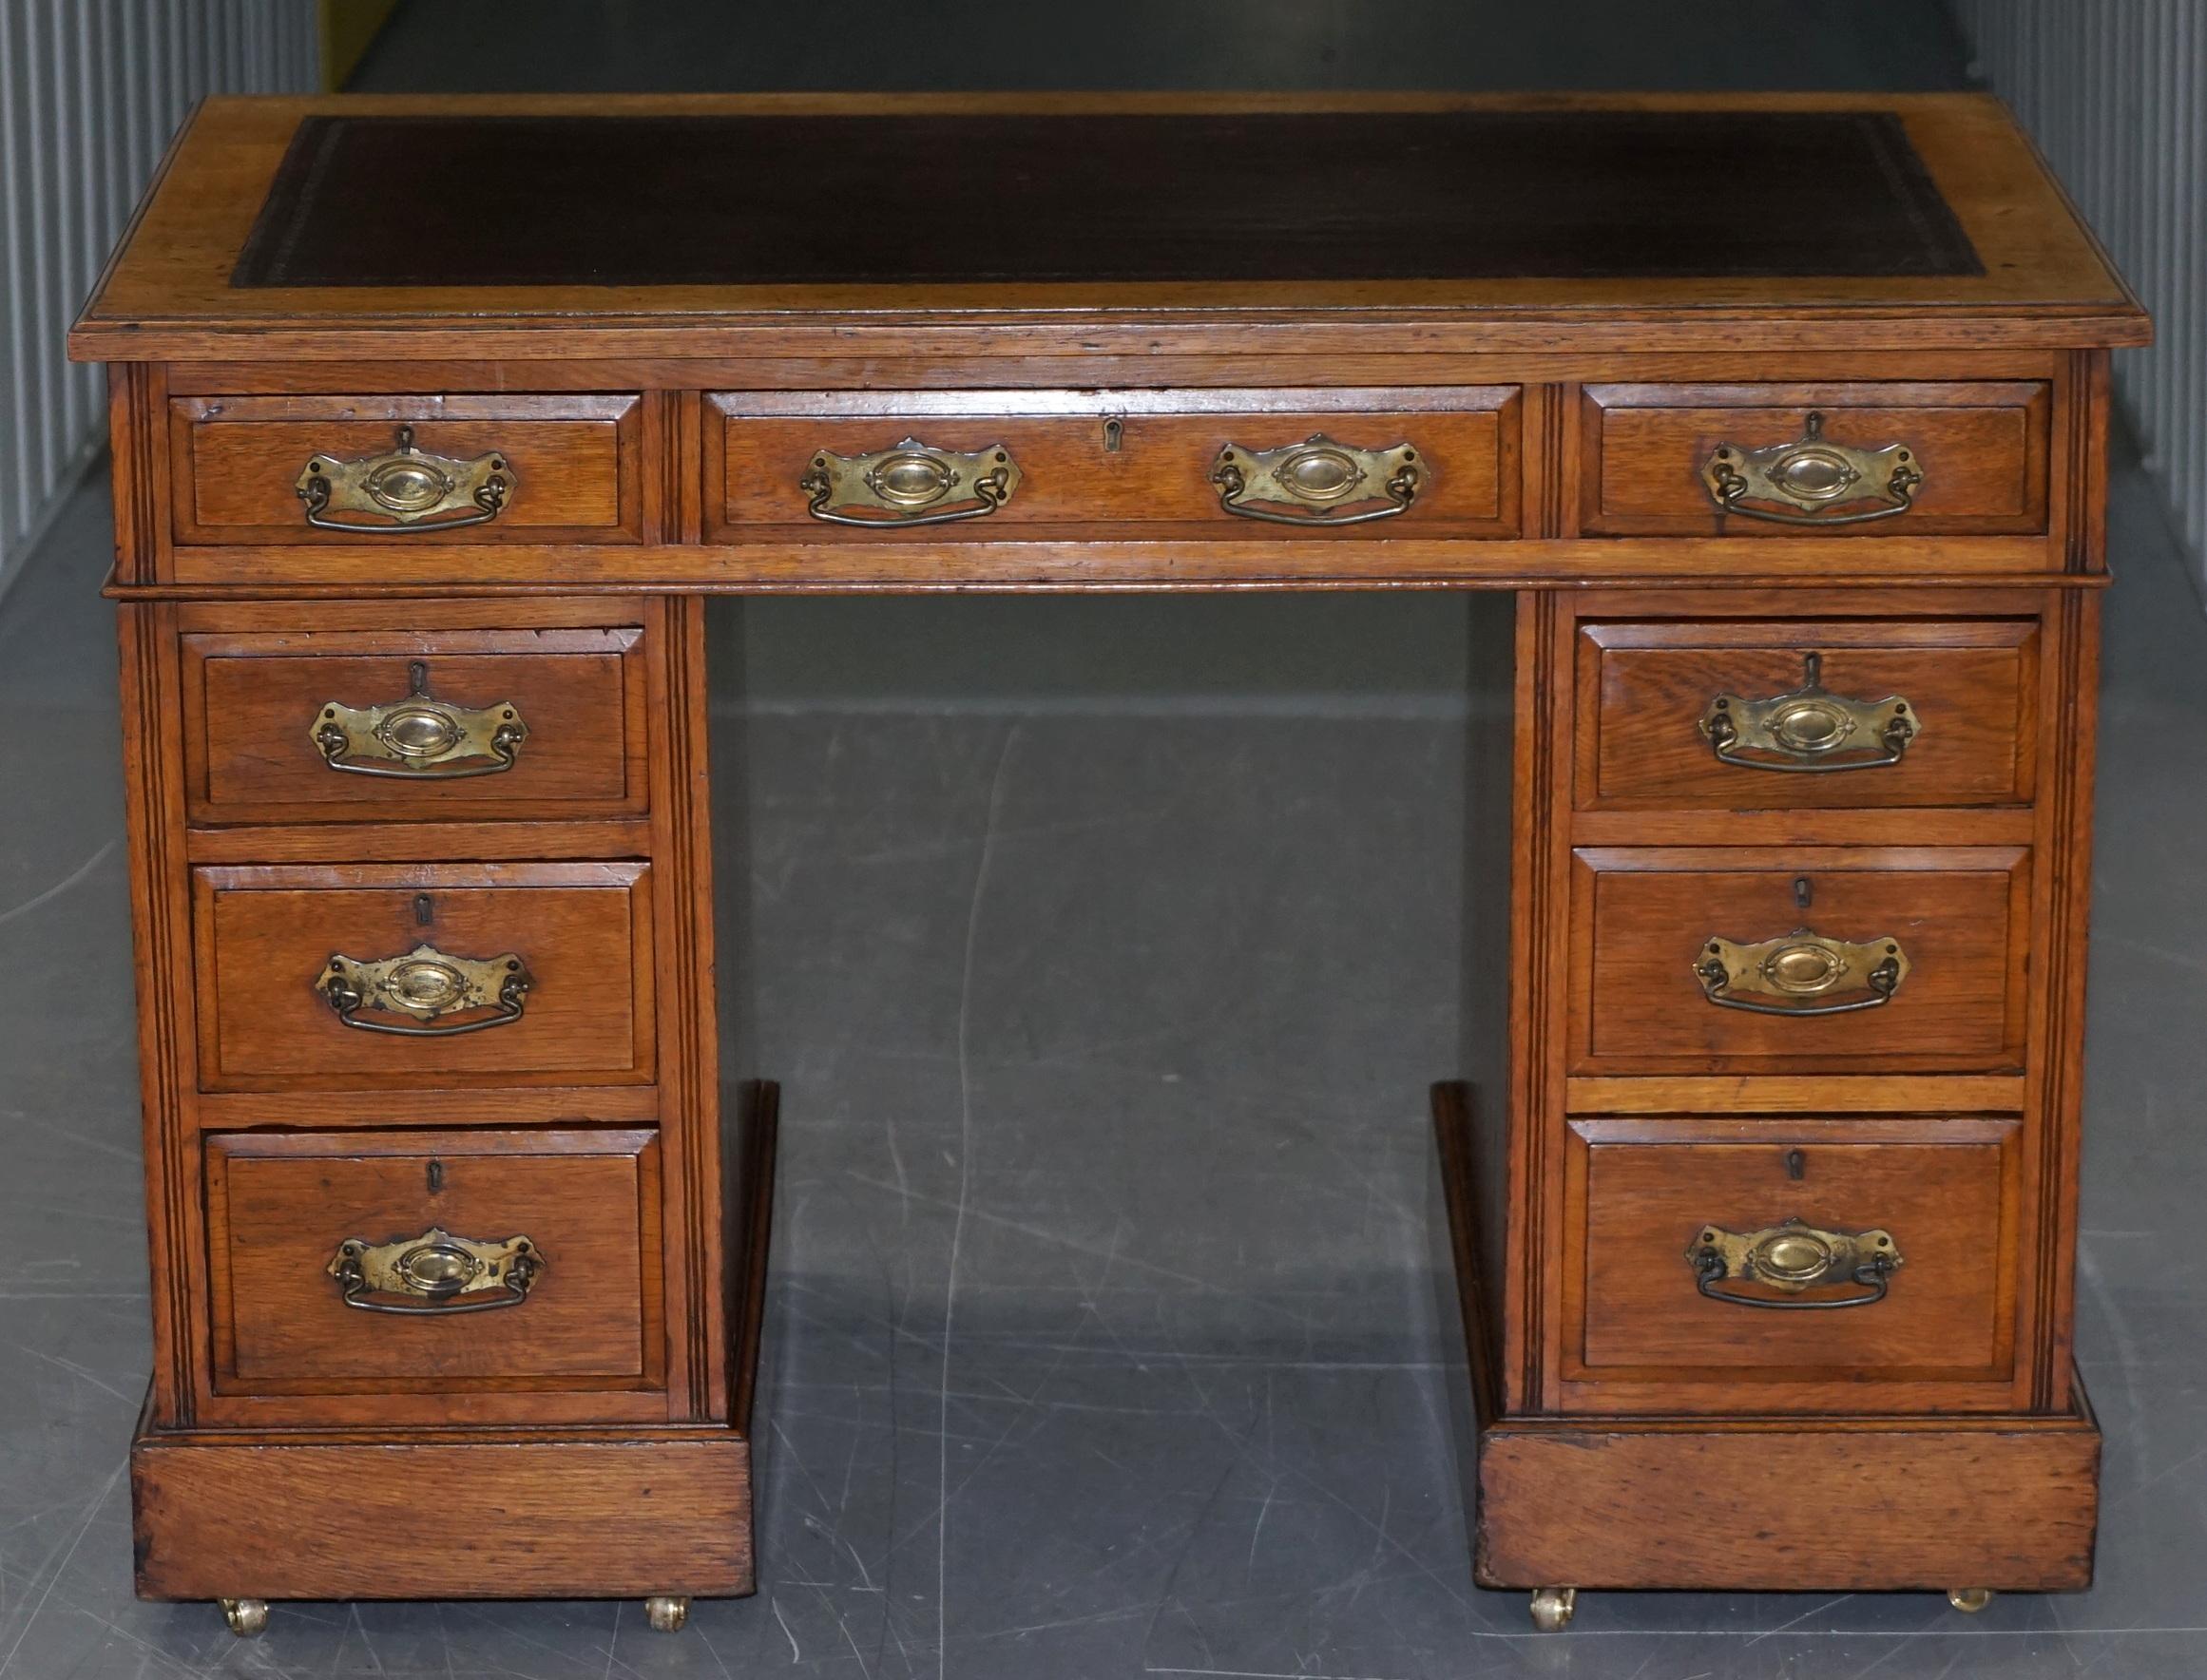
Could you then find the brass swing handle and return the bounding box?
[1699,652,1919,773]
[316,943,532,1037]
[313,660,528,780]
[296,425,514,533]
[1687,1218,1902,1309]
[327,1227,543,1315]
[1211,434,1423,525]
[800,438,1021,526]
[1695,929,1911,1017]
[1701,411,1923,526]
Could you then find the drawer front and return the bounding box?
[1561,1117,2021,1412]
[182,623,648,822]
[1578,382,2049,537]
[1569,848,2029,1076]
[1576,616,2041,810]
[205,1128,662,1395]
[706,388,1520,541]
[170,393,646,544]
[193,863,655,1091]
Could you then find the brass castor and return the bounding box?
[1948,1587,1996,1613]
[645,1595,690,1632]
[219,1598,269,1637]
[1528,1587,1578,1632]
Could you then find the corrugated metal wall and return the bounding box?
[0,1,317,597]
[1948,0,2206,581]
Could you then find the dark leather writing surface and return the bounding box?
[234,110,1979,289]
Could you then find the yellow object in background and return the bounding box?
[320,0,399,90]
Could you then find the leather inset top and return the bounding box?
[232,109,1981,289]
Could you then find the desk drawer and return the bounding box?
[1575,616,2041,810]
[1568,848,2029,1076]
[205,1128,661,1399]
[182,620,648,823]
[1561,1117,2020,1413]
[706,388,1521,541]
[192,862,655,1092]
[1577,382,2049,537]
[169,393,646,544]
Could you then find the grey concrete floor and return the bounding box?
[10,2,2207,1676]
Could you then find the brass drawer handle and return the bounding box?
[1700,653,1919,773]
[799,438,1021,526]
[312,660,528,780]
[1687,1218,1902,1309]
[1701,411,1923,526]
[315,942,532,1037]
[296,425,514,533]
[1211,433,1422,525]
[1695,929,1910,1017]
[327,1227,544,1314]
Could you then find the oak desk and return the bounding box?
[70,93,2147,1638]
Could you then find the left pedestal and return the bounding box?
[112,596,765,1622]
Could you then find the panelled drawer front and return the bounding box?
[706,388,1521,541]
[182,624,649,823]
[1578,382,2050,537]
[192,862,655,1091]
[1569,848,2029,1076]
[205,1128,662,1394]
[1576,617,2041,810]
[169,393,646,544]
[1561,1117,2020,1413]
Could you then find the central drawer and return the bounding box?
[191,862,655,1091]
[203,1127,663,1403]
[1568,847,2030,1076]
[705,388,1522,541]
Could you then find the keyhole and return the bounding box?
[427,1158,444,1194]
[408,659,431,697]
[414,893,433,926]
[1785,1149,1807,1181]
[1794,876,1813,911]
[1102,415,1123,452]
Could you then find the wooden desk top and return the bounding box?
[71,93,2147,363]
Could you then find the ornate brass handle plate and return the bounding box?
[312,660,528,780]
[296,425,514,533]
[1211,433,1423,525]
[1696,929,1910,1017]
[1687,1217,1902,1308]
[1701,411,1923,526]
[1700,652,1919,773]
[800,438,1021,526]
[315,943,532,1037]
[327,1227,544,1314]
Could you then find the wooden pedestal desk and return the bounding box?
[71,93,2147,1637]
